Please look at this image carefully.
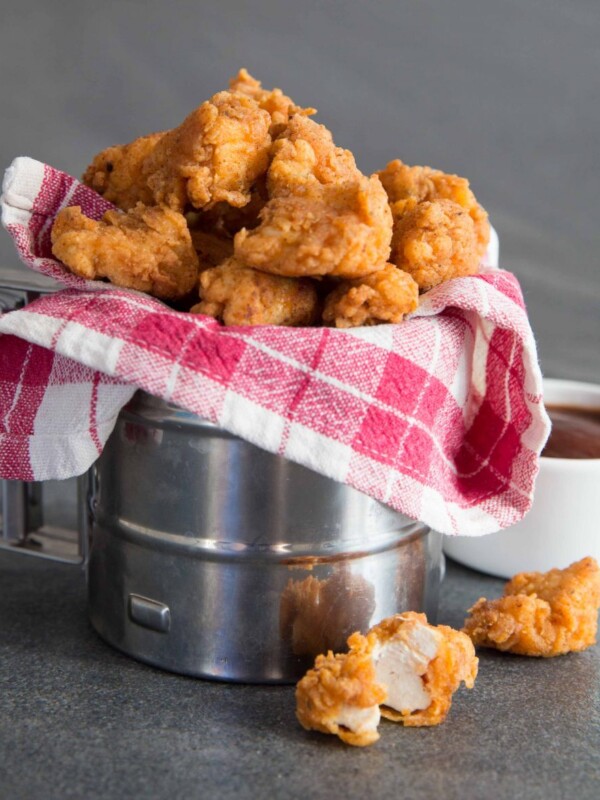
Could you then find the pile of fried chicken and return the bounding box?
[51,69,490,328]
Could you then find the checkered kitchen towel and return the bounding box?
[0,157,550,535]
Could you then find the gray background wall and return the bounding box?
[1,0,598,380]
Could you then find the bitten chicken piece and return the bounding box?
[322,263,419,327]
[296,612,477,745]
[389,199,480,291]
[229,68,316,133]
[141,91,271,212]
[190,257,318,326]
[369,612,478,727]
[463,557,600,657]
[51,204,199,299]
[378,159,490,259]
[295,632,387,747]
[234,116,392,278]
[82,132,166,211]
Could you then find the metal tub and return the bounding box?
[87,392,443,683]
[0,271,443,683]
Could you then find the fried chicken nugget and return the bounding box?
[390,199,480,291]
[295,632,387,747]
[229,68,316,132]
[51,204,199,299]
[296,611,478,746]
[234,116,392,278]
[463,557,600,657]
[378,159,490,258]
[188,176,269,240]
[369,612,478,727]
[82,132,166,211]
[322,263,419,328]
[190,257,318,326]
[141,91,272,212]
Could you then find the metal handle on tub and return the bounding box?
[0,474,91,565]
[0,266,60,307]
[0,268,90,564]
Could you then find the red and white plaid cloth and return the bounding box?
[0,157,550,535]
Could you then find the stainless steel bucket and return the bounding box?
[0,271,442,684]
[87,392,443,684]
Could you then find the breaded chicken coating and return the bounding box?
[296,612,478,746]
[390,199,480,291]
[322,263,419,328]
[189,228,234,271]
[269,115,358,190]
[296,631,387,747]
[280,569,376,656]
[229,68,316,133]
[189,176,269,240]
[141,91,272,212]
[234,116,392,278]
[378,159,490,258]
[190,257,318,326]
[51,204,199,299]
[463,557,600,657]
[369,612,478,727]
[82,132,166,211]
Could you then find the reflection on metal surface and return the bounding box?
[279,566,376,656]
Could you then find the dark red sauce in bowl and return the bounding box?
[542,405,600,459]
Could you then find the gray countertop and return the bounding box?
[1,551,598,800]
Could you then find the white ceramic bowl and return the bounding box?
[443,378,600,579]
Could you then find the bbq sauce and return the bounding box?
[542,405,600,459]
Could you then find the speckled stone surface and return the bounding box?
[1,551,598,800]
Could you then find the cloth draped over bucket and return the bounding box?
[0,157,550,535]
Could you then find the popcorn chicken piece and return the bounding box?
[190,257,318,326]
[322,263,419,327]
[51,204,199,299]
[390,199,480,291]
[295,632,386,747]
[268,115,358,191]
[234,116,392,279]
[369,612,478,727]
[296,612,478,745]
[82,132,166,211]
[142,91,272,212]
[378,159,490,259]
[463,557,600,657]
[229,68,316,133]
